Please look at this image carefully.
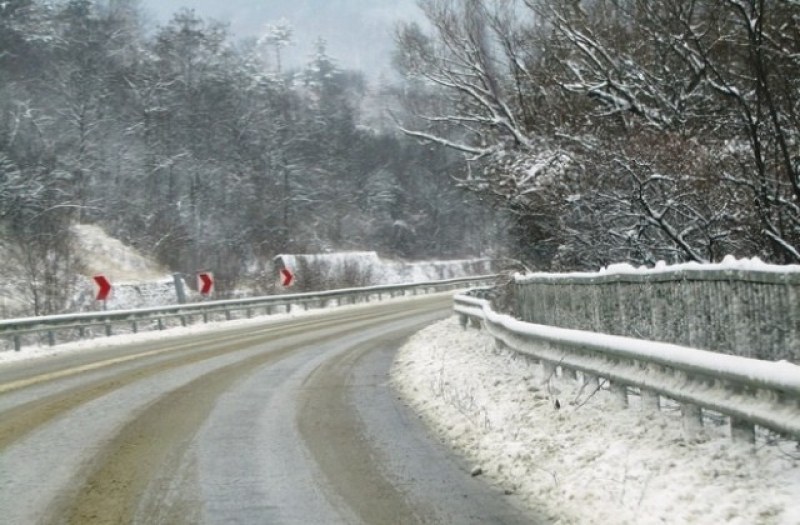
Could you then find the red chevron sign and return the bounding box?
[197,272,214,295]
[280,268,295,287]
[93,275,112,301]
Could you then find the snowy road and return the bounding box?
[0,294,536,524]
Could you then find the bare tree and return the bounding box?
[394,0,800,268]
[536,0,800,262]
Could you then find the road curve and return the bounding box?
[0,294,539,524]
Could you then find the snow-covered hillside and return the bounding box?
[69,225,190,312]
[71,224,170,281]
[0,225,187,317]
[1,224,496,318]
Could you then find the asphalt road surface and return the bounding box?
[0,293,539,524]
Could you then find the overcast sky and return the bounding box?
[139,0,422,77]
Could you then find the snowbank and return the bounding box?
[392,318,800,525]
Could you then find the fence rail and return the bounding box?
[514,264,800,362]
[455,294,800,443]
[0,276,495,352]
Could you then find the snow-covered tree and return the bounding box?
[0,0,505,311]
[393,0,800,268]
[257,18,293,73]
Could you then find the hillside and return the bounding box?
[1,223,497,319]
[0,224,180,318]
[71,225,170,282]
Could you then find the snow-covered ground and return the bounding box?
[392,318,800,525]
[0,307,284,366]
[7,225,799,524]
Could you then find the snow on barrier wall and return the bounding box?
[274,252,496,290]
[513,257,800,362]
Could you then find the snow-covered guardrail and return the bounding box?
[455,294,800,444]
[0,276,496,352]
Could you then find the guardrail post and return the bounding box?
[180,315,187,327]
[48,330,55,347]
[131,320,139,334]
[225,310,232,321]
[610,381,628,408]
[203,312,209,324]
[105,322,113,337]
[542,361,557,381]
[730,418,756,444]
[173,272,187,304]
[14,335,21,352]
[681,404,703,441]
[640,390,660,411]
[157,318,164,330]
[458,314,468,329]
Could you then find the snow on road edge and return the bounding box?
[0,293,446,366]
[391,317,800,525]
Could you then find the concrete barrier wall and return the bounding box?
[513,261,800,362]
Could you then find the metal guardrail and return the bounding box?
[455,293,800,443]
[0,276,496,352]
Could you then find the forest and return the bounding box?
[396,0,800,269]
[2,0,800,315]
[0,0,504,314]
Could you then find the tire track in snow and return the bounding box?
[30,305,449,524]
[297,334,423,524]
[58,340,306,525]
[0,307,423,451]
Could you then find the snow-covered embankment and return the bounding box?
[391,318,800,524]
